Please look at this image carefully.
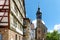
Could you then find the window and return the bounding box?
[38,30,40,34]
[10,14,13,25]
[0,34,2,40]
[20,25,23,31]
[23,29,26,34]
[15,34,17,40]
[19,36,20,40]
[14,4,18,16]
[23,21,26,25]
[13,17,17,27]
[44,30,46,33]
[20,15,22,22]
[18,23,20,29]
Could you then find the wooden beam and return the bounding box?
[0,22,8,23]
[0,26,8,28]
[0,5,9,6]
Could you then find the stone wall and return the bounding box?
[0,28,23,40]
[0,28,8,40]
[8,29,23,40]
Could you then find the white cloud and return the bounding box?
[54,24,60,30]
[48,24,60,33]
[32,19,37,28]
[32,19,45,28]
[32,20,60,33]
[32,19,60,33]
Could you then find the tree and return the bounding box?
[46,30,60,40]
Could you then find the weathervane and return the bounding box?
[38,2,40,10]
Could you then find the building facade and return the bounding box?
[35,7,47,40]
[23,18,31,40]
[31,23,35,40]
[0,0,26,40]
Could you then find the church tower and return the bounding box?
[35,7,47,40]
[36,7,42,28]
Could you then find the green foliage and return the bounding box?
[46,30,60,40]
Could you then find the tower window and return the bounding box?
[38,30,40,34]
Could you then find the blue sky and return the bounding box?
[25,0,60,32]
